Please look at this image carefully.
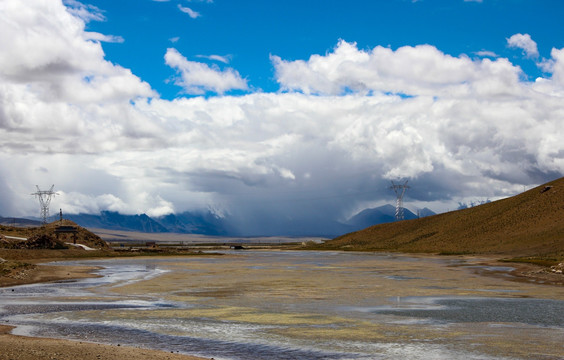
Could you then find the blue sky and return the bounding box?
[86,0,562,98]
[1,0,564,235]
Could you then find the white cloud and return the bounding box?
[271,40,522,98]
[0,0,154,104]
[197,54,231,64]
[49,189,174,217]
[63,0,105,22]
[474,50,497,58]
[2,0,564,234]
[178,5,200,18]
[84,32,124,43]
[56,192,129,215]
[165,48,248,94]
[0,0,156,156]
[548,47,564,87]
[507,33,539,58]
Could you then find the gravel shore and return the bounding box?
[0,261,209,360]
[0,325,206,360]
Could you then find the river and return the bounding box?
[1,251,563,359]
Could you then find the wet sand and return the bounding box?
[0,325,206,360]
[0,261,209,360]
[0,264,102,288]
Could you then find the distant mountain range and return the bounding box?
[66,210,344,237]
[0,216,40,227]
[65,212,169,233]
[345,205,435,230]
[2,205,435,238]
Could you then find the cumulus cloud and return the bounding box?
[548,48,564,87]
[56,191,174,217]
[507,33,539,58]
[0,0,157,156]
[2,0,564,234]
[0,0,154,103]
[271,40,523,98]
[165,48,248,94]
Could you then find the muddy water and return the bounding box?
[1,251,563,359]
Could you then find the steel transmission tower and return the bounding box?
[32,185,57,225]
[390,180,410,221]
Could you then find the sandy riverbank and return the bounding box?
[0,325,207,360]
[0,263,102,288]
[0,255,210,360]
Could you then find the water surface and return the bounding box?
[1,251,563,359]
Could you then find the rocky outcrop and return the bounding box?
[550,262,564,274]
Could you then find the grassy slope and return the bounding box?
[322,178,564,259]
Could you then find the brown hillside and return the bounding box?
[323,177,564,258]
[0,220,109,250]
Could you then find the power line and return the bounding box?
[390,180,409,221]
[31,185,58,225]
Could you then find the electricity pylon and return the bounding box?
[32,185,57,225]
[390,180,409,221]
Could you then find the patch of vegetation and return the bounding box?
[437,251,475,256]
[408,231,438,244]
[0,260,35,276]
[499,257,562,267]
[0,247,223,263]
[0,224,34,238]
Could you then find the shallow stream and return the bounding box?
[1,251,563,359]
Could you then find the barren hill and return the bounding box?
[0,220,108,250]
[322,177,564,259]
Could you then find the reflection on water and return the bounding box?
[345,296,564,326]
[375,297,564,326]
[1,251,563,360]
